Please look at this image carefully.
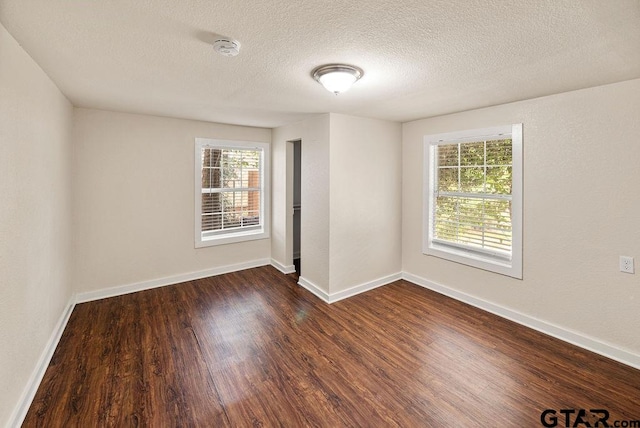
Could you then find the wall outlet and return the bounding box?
[620,256,635,274]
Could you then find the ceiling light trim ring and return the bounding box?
[312,64,364,94]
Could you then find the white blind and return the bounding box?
[432,139,513,259]
[200,146,262,236]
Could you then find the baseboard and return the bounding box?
[328,272,402,303]
[298,276,330,303]
[297,273,402,304]
[75,258,272,303]
[402,271,640,370]
[7,297,75,428]
[270,259,296,274]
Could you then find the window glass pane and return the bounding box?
[222,192,236,212]
[460,142,484,166]
[202,193,222,214]
[202,167,210,188]
[437,167,458,192]
[457,197,484,240]
[202,213,222,231]
[202,148,221,168]
[483,199,512,251]
[243,213,260,226]
[224,212,242,229]
[486,139,512,165]
[460,167,484,192]
[437,144,458,167]
[213,168,221,188]
[484,199,512,226]
[434,196,458,241]
[202,167,221,189]
[244,152,260,169]
[435,221,458,242]
[222,151,241,183]
[248,190,260,212]
[485,166,512,194]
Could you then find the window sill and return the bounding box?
[423,242,522,279]
[195,229,269,248]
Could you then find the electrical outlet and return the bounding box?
[620,256,635,274]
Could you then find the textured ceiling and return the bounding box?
[1,0,639,128]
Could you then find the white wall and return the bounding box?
[0,23,73,426]
[329,114,402,294]
[272,114,402,296]
[272,114,331,291]
[402,78,640,355]
[72,108,271,293]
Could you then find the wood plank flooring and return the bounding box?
[24,266,640,427]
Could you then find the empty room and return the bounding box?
[1,1,640,427]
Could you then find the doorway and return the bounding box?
[292,140,301,275]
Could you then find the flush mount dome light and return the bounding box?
[312,64,363,94]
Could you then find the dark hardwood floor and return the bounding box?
[24,266,640,427]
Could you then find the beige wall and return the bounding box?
[272,115,331,291]
[402,78,640,354]
[0,23,74,426]
[272,114,402,296]
[329,114,402,293]
[72,108,271,293]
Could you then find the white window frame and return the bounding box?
[423,124,523,279]
[195,138,270,248]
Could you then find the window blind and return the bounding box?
[432,139,513,259]
[200,146,262,237]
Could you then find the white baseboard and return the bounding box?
[270,259,296,274]
[75,258,272,303]
[7,298,75,428]
[402,271,640,370]
[328,272,402,303]
[297,276,331,303]
[297,273,402,304]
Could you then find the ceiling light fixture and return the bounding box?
[312,64,363,94]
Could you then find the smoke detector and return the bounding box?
[213,39,241,57]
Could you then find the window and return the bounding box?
[423,124,522,278]
[195,138,270,247]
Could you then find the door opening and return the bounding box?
[292,140,301,275]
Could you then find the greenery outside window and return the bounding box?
[195,138,270,247]
[423,124,523,278]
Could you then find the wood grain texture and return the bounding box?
[24,266,640,427]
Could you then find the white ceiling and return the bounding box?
[1,0,639,128]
